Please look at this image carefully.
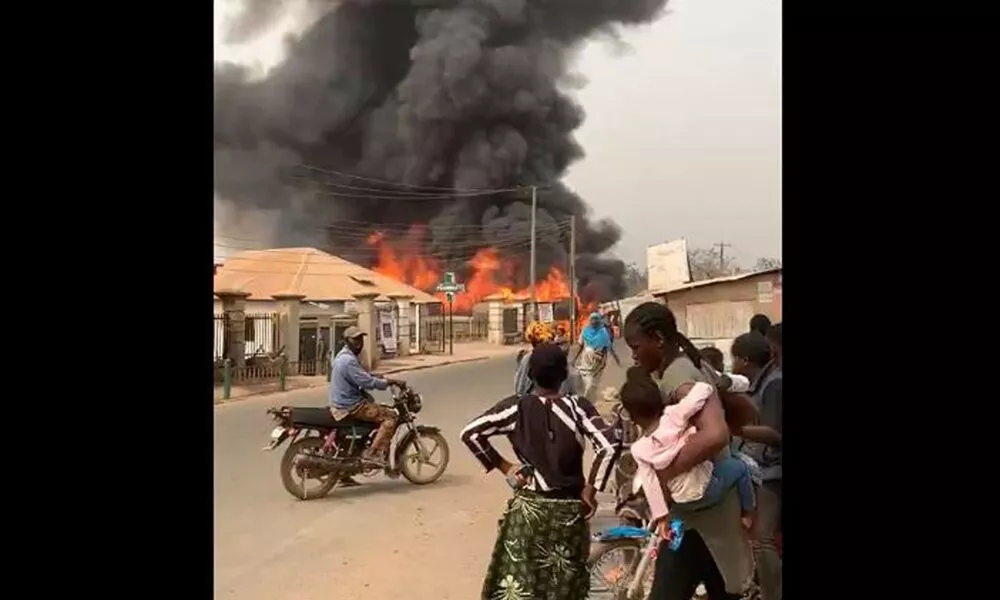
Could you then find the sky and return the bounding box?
[213,0,781,269]
[565,0,782,268]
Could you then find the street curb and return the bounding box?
[378,354,491,375]
[213,353,510,405]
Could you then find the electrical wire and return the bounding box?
[280,181,532,201]
[214,249,542,277]
[281,175,529,198]
[292,163,550,194]
[212,219,571,247]
[212,238,543,268]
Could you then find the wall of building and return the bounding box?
[213,298,421,359]
[656,272,782,368]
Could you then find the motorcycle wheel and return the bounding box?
[588,539,648,600]
[398,431,449,485]
[589,539,709,600]
[280,437,340,500]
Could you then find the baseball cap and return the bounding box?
[343,326,366,339]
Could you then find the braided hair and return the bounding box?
[623,301,703,369]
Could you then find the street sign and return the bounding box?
[436,272,465,355]
[436,271,465,302]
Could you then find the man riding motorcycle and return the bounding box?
[329,326,406,467]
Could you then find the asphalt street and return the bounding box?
[214,344,631,600]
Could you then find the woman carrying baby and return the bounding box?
[623,301,757,600]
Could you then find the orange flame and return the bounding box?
[367,227,597,335]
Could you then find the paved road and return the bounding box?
[215,345,631,600]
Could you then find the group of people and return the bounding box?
[324,304,782,599]
[461,303,782,600]
[516,311,622,401]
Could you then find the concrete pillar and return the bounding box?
[389,294,413,356]
[316,314,332,373]
[352,292,380,370]
[414,304,423,354]
[272,293,306,368]
[487,299,503,344]
[216,289,251,367]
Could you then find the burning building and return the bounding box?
[367,224,593,337]
[214,0,670,311]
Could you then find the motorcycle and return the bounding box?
[263,382,450,500]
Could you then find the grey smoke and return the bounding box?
[214,0,669,302]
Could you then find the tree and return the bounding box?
[754,257,782,271]
[687,247,741,281]
[623,261,648,296]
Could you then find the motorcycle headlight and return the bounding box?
[406,393,423,414]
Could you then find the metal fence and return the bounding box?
[420,314,489,352]
[213,312,280,360]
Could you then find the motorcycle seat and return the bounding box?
[289,407,337,428]
[288,407,378,430]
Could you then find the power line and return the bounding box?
[212,221,570,249]
[293,163,550,194]
[212,236,549,261]
[282,180,533,201]
[282,175,528,198]
[214,242,551,276]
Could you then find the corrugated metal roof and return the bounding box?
[213,247,439,303]
[652,267,781,296]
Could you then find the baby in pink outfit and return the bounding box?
[617,367,756,529]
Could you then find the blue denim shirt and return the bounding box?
[329,346,389,410]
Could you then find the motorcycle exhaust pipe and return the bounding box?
[295,454,339,471]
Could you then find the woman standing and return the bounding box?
[622,302,757,600]
[516,321,580,396]
[461,343,621,600]
[572,312,622,400]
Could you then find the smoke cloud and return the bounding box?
[214,0,669,302]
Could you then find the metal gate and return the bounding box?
[421,302,446,353]
[297,323,331,376]
[501,308,520,345]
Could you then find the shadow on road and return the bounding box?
[311,473,473,502]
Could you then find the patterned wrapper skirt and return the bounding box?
[481,490,591,600]
[577,347,608,401]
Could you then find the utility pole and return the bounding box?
[528,185,538,321]
[714,241,732,273]
[569,215,577,338]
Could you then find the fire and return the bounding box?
[367,227,596,335]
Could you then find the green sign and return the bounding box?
[436,272,465,302]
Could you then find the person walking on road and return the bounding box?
[622,302,757,600]
[571,311,621,400]
[461,343,621,600]
[329,326,406,467]
[730,332,782,600]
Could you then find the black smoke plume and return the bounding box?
[214,0,669,302]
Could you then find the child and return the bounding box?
[699,346,752,394]
[619,367,756,531]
